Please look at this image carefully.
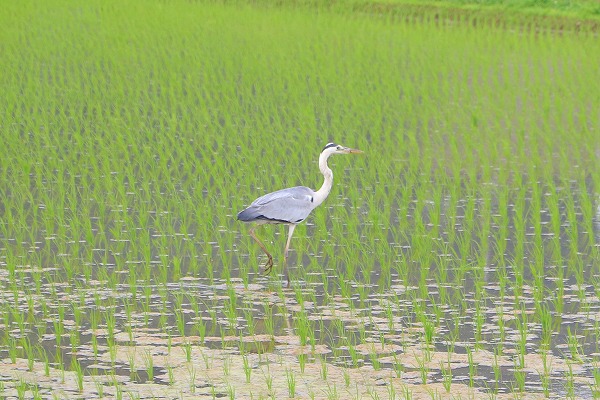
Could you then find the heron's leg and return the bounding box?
[249,226,274,274]
[283,224,296,287]
[283,224,296,260]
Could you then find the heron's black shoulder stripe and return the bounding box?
[322,142,338,151]
[256,215,293,224]
[256,215,305,224]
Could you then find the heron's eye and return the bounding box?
[336,146,341,150]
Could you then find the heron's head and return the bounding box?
[322,142,363,155]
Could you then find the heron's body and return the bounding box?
[237,186,316,225]
[237,142,362,285]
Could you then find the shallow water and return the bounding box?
[1,237,598,398]
[2,188,600,399]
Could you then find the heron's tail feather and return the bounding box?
[237,207,259,222]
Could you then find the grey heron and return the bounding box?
[237,142,362,284]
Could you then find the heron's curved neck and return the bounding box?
[313,151,333,207]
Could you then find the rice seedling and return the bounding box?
[513,358,526,394]
[367,385,382,400]
[142,349,154,383]
[416,351,429,384]
[114,381,124,400]
[15,379,27,400]
[21,337,34,371]
[440,359,452,392]
[71,357,84,392]
[0,0,599,398]
[467,347,476,388]
[539,349,552,397]
[8,336,17,363]
[183,342,193,363]
[320,356,329,380]
[323,382,339,400]
[167,363,175,385]
[262,365,274,396]
[285,367,297,397]
[566,327,585,363]
[565,362,576,398]
[592,367,600,398]
[188,364,197,393]
[226,383,236,400]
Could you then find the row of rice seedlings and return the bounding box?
[1,0,599,396]
[1,3,596,282]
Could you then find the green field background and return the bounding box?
[1,0,599,398]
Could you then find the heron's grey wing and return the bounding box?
[237,186,315,223]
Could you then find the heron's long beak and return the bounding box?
[346,148,363,154]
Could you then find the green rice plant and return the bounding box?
[467,347,476,388]
[295,311,311,346]
[174,309,186,338]
[15,379,27,400]
[21,337,34,371]
[285,368,296,398]
[242,354,252,383]
[1,0,599,397]
[200,351,211,370]
[369,350,381,371]
[71,357,84,392]
[114,380,124,400]
[320,356,328,380]
[262,365,274,395]
[422,318,436,354]
[415,351,429,384]
[262,302,275,337]
[225,383,235,400]
[343,368,351,387]
[565,362,575,398]
[386,378,397,400]
[367,385,382,400]
[8,336,17,363]
[167,363,175,385]
[128,392,141,400]
[540,349,552,398]
[515,309,528,369]
[513,359,526,393]
[223,355,232,377]
[491,345,502,390]
[566,327,584,363]
[108,337,117,366]
[347,343,360,368]
[127,351,138,381]
[143,350,154,382]
[298,353,307,373]
[31,383,41,400]
[440,360,452,392]
[196,316,207,343]
[183,342,193,363]
[69,329,80,355]
[323,382,339,400]
[188,364,197,393]
[592,366,600,398]
[38,346,50,377]
[425,387,442,400]
[93,378,104,397]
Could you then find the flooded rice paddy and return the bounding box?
[2,0,600,399]
[1,190,599,398]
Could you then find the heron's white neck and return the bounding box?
[313,151,334,208]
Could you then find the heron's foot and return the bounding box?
[263,257,274,275]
